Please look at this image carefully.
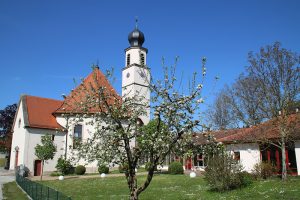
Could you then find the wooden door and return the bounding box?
[34,160,42,176]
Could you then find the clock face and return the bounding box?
[126,72,130,78]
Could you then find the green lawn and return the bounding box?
[40,175,300,200]
[3,182,28,200]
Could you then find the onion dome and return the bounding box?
[128,26,145,47]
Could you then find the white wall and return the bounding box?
[56,116,103,172]
[122,66,150,125]
[10,101,27,170]
[125,48,147,66]
[226,143,261,172]
[295,140,300,175]
[10,99,66,174]
[122,46,150,125]
[56,116,137,173]
[25,128,65,173]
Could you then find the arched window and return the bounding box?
[18,119,21,128]
[140,53,145,65]
[73,124,83,149]
[127,54,130,66]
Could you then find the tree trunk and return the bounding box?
[130,189,139,200]
[128,173,139,200]
[127,164,156,200]
[40,160,44,181]
[281,142,287,181]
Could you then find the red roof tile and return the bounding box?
[55,67,121,114]
[194,114,300,144]
[24,95,63,130]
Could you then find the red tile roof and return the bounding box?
[24,96,62,129]
[24,95,64,130]
[194,114,300,144]
[55,67,121,114]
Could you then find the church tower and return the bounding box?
[122,22,150,125]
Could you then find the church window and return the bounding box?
[127,54,130,66]
[73,124,83,149]
[140,53,145,65]
[18,119,21,128]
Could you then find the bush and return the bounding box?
[55,157,73,175]
[119,163,129,173]
[252,162,275,179]
[204,153,247,191]
[16,165,30,177]
[75,165,86,175]
[168,162,184,174]
[50,171,60,176]
[237,171,253,187]
[98,165,109,174]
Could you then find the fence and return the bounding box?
[16,173,72,200]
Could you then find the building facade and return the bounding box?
[9,26,150,175]
[191,114,300,175]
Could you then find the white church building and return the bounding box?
[9,25,300,177]
[9,25,150,175]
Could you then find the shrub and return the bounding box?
[252,162,275,179]
[75,165,86,175]
[55,157,73,175]
[204,153,247,191]
[236,171,253,187]
[98,165,109,174]
[119,163,129,173]
[16,165,30,177]
[144,162,158,172]
[50,171,60,176]
[168,162,184,174]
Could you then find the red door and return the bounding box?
[34,160,42,176]
[185,157,192,170]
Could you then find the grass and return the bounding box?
[40,174,300,200]
[0,158,5,167]
[2,182,28,200]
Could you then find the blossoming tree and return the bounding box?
[62,58,207,200]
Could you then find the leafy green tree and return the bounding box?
[35,135,56,180]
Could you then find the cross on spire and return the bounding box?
[135,16,138,29]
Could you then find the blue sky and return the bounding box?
[0,0,299,109]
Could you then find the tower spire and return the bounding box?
[128,18,145,47]
[122,23,150,124]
